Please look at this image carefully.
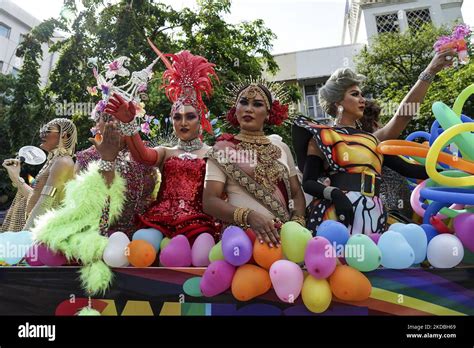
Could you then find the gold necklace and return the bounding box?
[235,129,271,145]
[235,130,285,191]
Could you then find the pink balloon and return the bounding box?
[221,226,252,266]
[25,244,44,266]
[200,260,236,297]
[37,244,67,266]
[159,235,192,267]
[369,233,381,245]
[269,260,304,303]
[304,236,337,279]
[453,213,474,252]
[191,233,215,267]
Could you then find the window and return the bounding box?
[304,83,326,119]
[406,8,431,31]
[375,13,399,33]
[0,23,11,38]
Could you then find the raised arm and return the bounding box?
[374,49,456,142]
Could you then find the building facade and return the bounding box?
[267,0,464,119]
[0,0,62,86]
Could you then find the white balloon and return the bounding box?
[103,232,130,267]
[427,234,464,269]
[103,245,129,267]
[108,231,130,245]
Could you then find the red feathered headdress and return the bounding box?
[148,38,218,135]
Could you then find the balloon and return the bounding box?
[452,84,474,116]
[127,240,156,267]
[421,224,438,243]
[25,244,44,266]
[269,260,304,303]
[36,243,67,266]
[253,239,283,270]
[301,275,332,313]
[159,235,191,267]
[378,230,415,269]
[388,222,406,232]
[394,224,428,264]
[304,236,336,278]
[345,234,381,272]
[432,101,474,162]
[368,233,381,245]
[191,233,215,267]
[0,231,33,265]
[427,234,464,268]
[132,228,163,251]
[103,232,130,267]
[209,241,225,262]
[453,213,474,252]
[316,220,350,250]
[160,237,171,251]
[221,226,252,266]
[245,228,257,264]
[200,260,236,297]
[281,221,312,263]
[231,264,271,301]
[183,277,203,297]
[329,265,371,301]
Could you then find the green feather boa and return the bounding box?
[32,162,126,295]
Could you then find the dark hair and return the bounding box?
[360,99,382,133]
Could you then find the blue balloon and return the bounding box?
[395,224,427,264]
[0,231,34,265]
[315,220,350,250]
[132,228,163,251]
[378,230,415,269]
[420,224,438,243]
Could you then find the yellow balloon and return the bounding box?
[301,275,332,314]
[426,123,474,187]
[453,84,474,116]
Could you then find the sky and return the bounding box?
[9,0,474,54]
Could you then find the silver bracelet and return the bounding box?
[323,186,337,200]
[418,71,434,83]
[98,159,115,172]
[118,121,139,136]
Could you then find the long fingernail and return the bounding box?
[269,243,274,248]
[259,239,264,244]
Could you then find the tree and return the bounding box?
[355,24,473,134]
[44,0,301,150]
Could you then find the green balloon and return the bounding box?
[208,241,224,262]
[281,221,312,263]
[160,237,171,250]
[345,234,381,272]
[183,277,203,297]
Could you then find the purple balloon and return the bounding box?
[454,213,474,252]
[368,233,381,245]
[304,236,337,279]
[200,260,236,297]
[159,235,192,267]
[37,244,67,266]
[25,244,44,266]
[221,226,252,266]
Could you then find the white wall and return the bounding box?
[0,0,62,86]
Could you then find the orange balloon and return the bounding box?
[231,264,271,301]
[127,240,156,267]
[253,239,283,270]
[328,265,371,301]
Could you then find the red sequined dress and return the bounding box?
[138,156,220,241]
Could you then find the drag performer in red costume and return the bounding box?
[105,40,220,242]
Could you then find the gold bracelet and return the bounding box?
[242,208,252,227]
[291,215,306,226]
[233,207,243,226]
[41,185,57,197]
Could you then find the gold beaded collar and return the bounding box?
[235,129,270,145]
